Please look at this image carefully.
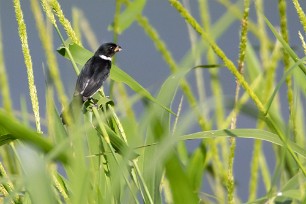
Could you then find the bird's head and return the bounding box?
[95,42,122,58]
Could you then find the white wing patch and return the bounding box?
[99,54,112,61]
[80,79,90,94]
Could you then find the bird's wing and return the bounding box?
[75,57,111,99]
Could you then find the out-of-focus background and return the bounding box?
[0,0,305,201]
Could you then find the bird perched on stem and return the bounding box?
[61,42,122,124]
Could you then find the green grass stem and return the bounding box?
[0,23,13,114]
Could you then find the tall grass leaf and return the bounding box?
[186,145,206,192]
[281,172,304,192]
[264,16,306,76]
[111,65,174,114]
[265,56,306,115]
[0,110,68,163]
[140,67,188,203]
[109,0,147,34]
[57,41,173,114]
[50,104,69,143]
[165,153,199,204]
[57,39,92,65]
[18,145,57,204]
[178,129,305,157]
[276,190,300,201]
[141,65,206,203]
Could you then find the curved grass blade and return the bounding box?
[265,56,306,115]
[0,110,68,163]
[165,153,199,204]
[108,0,146,34]
[178,129,305,157]
[57,39,92,65]
[110,65,174,114]
[264,16,306,76]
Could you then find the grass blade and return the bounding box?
[178,129,305,157]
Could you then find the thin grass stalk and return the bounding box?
[228,1,250,203]
[257,0,289,194]
[13,0,41,132]
[279,0,296,141]
[49,0,81,46]
[175,97,190,165]
[200,0,224,129]
[259,150,271,191]
[292,93,306,150]
[132,160,154,204]
[111,0,136,120]
[199,0,226,201]
[292,0,306,33]
[248,42,282,197]
[183,0,206,113]
[31,0,69,110]
[249,140,261,201]
[255,0,270,74]
[249,2,283,198]
[0,24,13,114]
[198,1,210,120]
[182,3,214,198]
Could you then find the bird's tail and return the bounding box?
[60,95,83,125]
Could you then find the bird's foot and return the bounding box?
[83,98,99,112]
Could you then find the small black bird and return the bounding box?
[61,43,122,124]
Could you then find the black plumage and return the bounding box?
[61,42,122,124]
[75,43,121,102]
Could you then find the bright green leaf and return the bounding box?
[265,56,306,115]
[264,16,306,76]
[109,0,147,34]
[0,109,68,163]
[178,129,306,157]
[165,153,199,204]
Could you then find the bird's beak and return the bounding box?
[114,45,122,52]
